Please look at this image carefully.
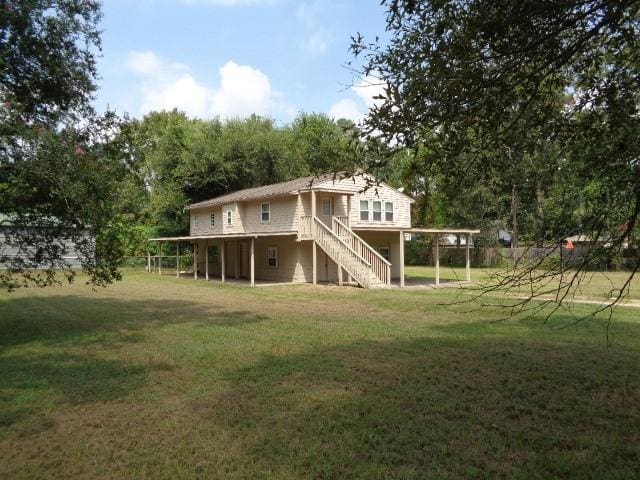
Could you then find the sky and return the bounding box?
[95,0,389,125]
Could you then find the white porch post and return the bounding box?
[311,190,317,285]
[205,240,209,281]
[176,242,180,278]
[147,248,151,273]
[250,237,255,287]
[399,231,405,288]
[193,242,197,280]
[158,242,162,275]
[435,234,440,287]
[312,241,317,285]
[221,241,226,283]
[465,233,471,282]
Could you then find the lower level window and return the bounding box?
[209,245,219,264]
[377,246,390,261]
[267,246,279,268]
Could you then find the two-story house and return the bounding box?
[149,172,478,288]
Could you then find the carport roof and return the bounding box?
[149,232,297,242]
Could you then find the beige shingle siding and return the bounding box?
[190,206,223,236]
[188,173,412,237]
[243,197,298,233]
[313,174,362,193]
[349,178,412,229]
[253,236,312,282]
[354,231,403,278]
[221,203,244,234]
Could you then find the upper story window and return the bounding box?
[261,202,270,223]
[227,210,232,225]
[192,214,199,228]
[210,213,215,227]
[267,246,278,268]
[373,201,382,221]
[385,202,394,222]
[360,200,369,221]
[322,198,333,216]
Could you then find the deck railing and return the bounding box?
[298,215,313,239]
[334,215,349,227]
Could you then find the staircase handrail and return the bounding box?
[332,217,391,266]
[314,216,371,268]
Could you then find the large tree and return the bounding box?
[0,0,127,289]
[351,0,640,310]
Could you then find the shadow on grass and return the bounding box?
[195,336,640,479]
[0,352,149,430]
[0,295,270,433]
[0,296,269,348]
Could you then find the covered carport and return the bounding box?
[402,228,481,288]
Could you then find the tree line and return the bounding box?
[2,0,637,294]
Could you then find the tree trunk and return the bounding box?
[535,178,545,248]
[511,183,518,249]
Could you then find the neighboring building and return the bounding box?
[498,229,512,247]
[564,234,629,249]
[0,214,87,269]
[150,172,478,288]
[438,233,474,246]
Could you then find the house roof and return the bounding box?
[186,173,351,210]
[185,171,418,211]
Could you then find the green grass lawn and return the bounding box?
[1,269,639,479]
[406,265,640,301]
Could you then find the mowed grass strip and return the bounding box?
[0,269,639,479]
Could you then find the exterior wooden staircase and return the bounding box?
[300,215,391,289]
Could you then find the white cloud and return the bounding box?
[301,30,329,56]
[140,74,213,118]
[296,1,331,56]
[354,75,387,110]
[328,98,363,122]
[126,51,189,77]
[327,75,389,123]
[126,51,161,75]
[126,51,293,119]
[211,61,274,118]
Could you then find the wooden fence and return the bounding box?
[414,245,598,268]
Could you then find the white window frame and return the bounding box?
[193,214,199,228]
[210,212,215,227]
[360,200,369,221]
[372,201,382,221]
[261,202,270,223]
[266,246,278,269]
[227,210,232,225]
[385,202,394,222]
[321,198,333,216]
